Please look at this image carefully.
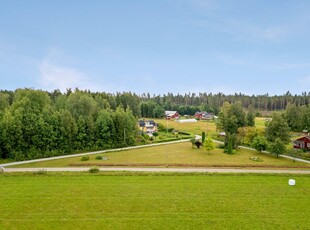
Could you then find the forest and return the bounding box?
[0,88,309,160]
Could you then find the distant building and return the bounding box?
[138,120,157,136]
[194,111,215,120]
[165,111,179,119]
[293,136,310,150]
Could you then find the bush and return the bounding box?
[95,155,103,160]
[81,155,89,161]
[89,167,99,173]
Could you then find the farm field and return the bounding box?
[154,117,266,136]
[0,173,309,230]
[10,142,310,169]
[154,118,217,135]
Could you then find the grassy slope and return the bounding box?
[0,173,309,230]
[12,142,309,168]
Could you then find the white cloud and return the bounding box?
[40,61,80,92]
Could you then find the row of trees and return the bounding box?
[140,91,310,114]
[284,103,310,132]
[2,89,310,119]
[0,89,136,160]
[1,88,309,160]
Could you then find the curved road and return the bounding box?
[1,138,309,174]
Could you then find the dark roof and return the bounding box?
[138,120,156,127]
[294,136,310,142]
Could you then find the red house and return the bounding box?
[165,111,179,119]
[293,136,310,150]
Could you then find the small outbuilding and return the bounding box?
[293,136,310,150]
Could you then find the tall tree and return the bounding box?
[265,113,290,144]
[268,138,286,158]
[246,104,255,126]
[216,101,246,147]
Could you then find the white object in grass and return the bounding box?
[288,179,296,186]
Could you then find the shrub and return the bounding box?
[89,167,99,173]
[95,155,103,160]
[167,128,174,132]
[81,155,90,161]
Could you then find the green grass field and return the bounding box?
[12,142,310,168]
[0,173,309,229]
[154,118,217,135]
[255,117,267,127]
[154,117,266,136]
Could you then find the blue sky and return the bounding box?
[1,0,310,95]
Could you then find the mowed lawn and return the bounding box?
[0,173,309,229]
[12,142,310,168]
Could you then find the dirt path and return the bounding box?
[2,167,310,174]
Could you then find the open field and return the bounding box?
[154,118,217,135]
[255,117,267,127]
[0,173,309,229]
[154,117,267,135]
[10,142,310,169]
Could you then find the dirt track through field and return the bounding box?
[2,167,310,174]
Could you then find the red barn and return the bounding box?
[165,111,179,119]
[293,136,310,150]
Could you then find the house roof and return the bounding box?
[138,120,156,127]
[294,136,310,142]
[165,111,178,116]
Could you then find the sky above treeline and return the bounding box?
[1,0,310,96]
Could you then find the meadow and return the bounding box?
[154,118,217,135]
[0,173,309,230]
[11,142,310,169]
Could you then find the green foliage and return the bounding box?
[95,155,103,160]
[237,126,261,146]
[268,138,286,158]
[152,104,165,118]
[88,166,100,173]
[81,155,90,161]
[216,102,246,147]
[225,135,234,154]
[204,136,215,153]
[265,113,290,144]
[202,131,206,143]
[252,135,268,153]
[246,104,255,126]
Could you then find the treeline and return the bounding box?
[1,88,310,160]
[0,89,137,160]
[139,91,310,115]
